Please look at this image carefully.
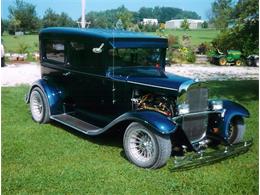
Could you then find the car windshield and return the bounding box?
[108,48,162,68]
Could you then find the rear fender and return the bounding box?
[105,110,177,135]
[26,79,64,115]
[220,100,249,139]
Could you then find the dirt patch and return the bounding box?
[1,62,258,87]
[1,62,40,87]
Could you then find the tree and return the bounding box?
[201,21,209,28]
[137,6,200,23]
[212,0,259,56]
[181,19,190,30]
[8,0,40,32]
[2,19,10,34]
[42,8,60,27]
[42,8,76,28]
[233,0,259,20]
[116,6,133,29]
[211,0,233,29]
[58,12,75,27]
[8,18,21,34]
[115,19,124,30]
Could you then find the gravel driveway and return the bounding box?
[1,62,259,87]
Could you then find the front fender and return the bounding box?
[105,110,177,135]
[26,79,64,115]
[220,100,249,139]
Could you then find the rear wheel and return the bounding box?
[123,122,172,169]
[30,87,50,123]
[227,117,245,144]
[219,57,227,66]
[235,60,242,66]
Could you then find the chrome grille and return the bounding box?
[182,87,209,142]
[187,88,208,113]
[182,114,208,142]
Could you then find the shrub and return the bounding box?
[186,49,196,63]
[197,42,212,54]
[17,42,29,53]
[178,47,196,63]
[139,24,158,32]
[181,19,190,30]
[168,34,180,49]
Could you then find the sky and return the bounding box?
[1,0,215,20]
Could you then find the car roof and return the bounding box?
[40,27,165,40]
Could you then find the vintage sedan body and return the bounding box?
[26,27,251,169]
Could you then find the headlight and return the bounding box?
[178,103,190,115]
[211,100,223,110]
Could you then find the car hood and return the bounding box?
[126,73,194,92]
[108,67,196,92]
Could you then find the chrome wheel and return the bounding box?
[30,90,44,122]
[128,128,155,163]
[124,122,172,169]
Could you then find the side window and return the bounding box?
[44,40,65,63]
[68,41,100,69]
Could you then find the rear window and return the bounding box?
[44,40,65,63]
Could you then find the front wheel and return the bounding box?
[123,122,172,169]
[227,117,245,144]
[30,87,50,123]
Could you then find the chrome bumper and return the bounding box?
[171,140,253,171]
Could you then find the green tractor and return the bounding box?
[209,49,243,66]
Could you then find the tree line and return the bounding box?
[2,0,201,34]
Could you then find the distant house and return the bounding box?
[165,19,204,29]
[142,18,159,26]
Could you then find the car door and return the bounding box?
[66,40,118,126]
[41,39,74,113]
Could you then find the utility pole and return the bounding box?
[77,0,91,28]
[81,0,86,28]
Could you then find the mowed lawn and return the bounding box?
[2,34,39,53]
[2,80,258,194]
[164,29,219,46]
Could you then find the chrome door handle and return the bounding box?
[62,72,71,76]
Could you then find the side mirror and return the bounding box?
[93,43,104,54]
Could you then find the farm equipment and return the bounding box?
[246,55,259,67]
[209,49,243,66]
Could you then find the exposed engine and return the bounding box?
[131,92,174,117]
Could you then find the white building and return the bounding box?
[142,18,159,26]
[165,19,204,29]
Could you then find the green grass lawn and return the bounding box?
[164,29,219,46]
[2,80,258,194]
[150,29,219,46]
[2,34,38,53]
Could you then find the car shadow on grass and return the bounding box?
[51,121,124,148]
[51,121,131,162]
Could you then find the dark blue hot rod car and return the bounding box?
[26,27,251,169]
